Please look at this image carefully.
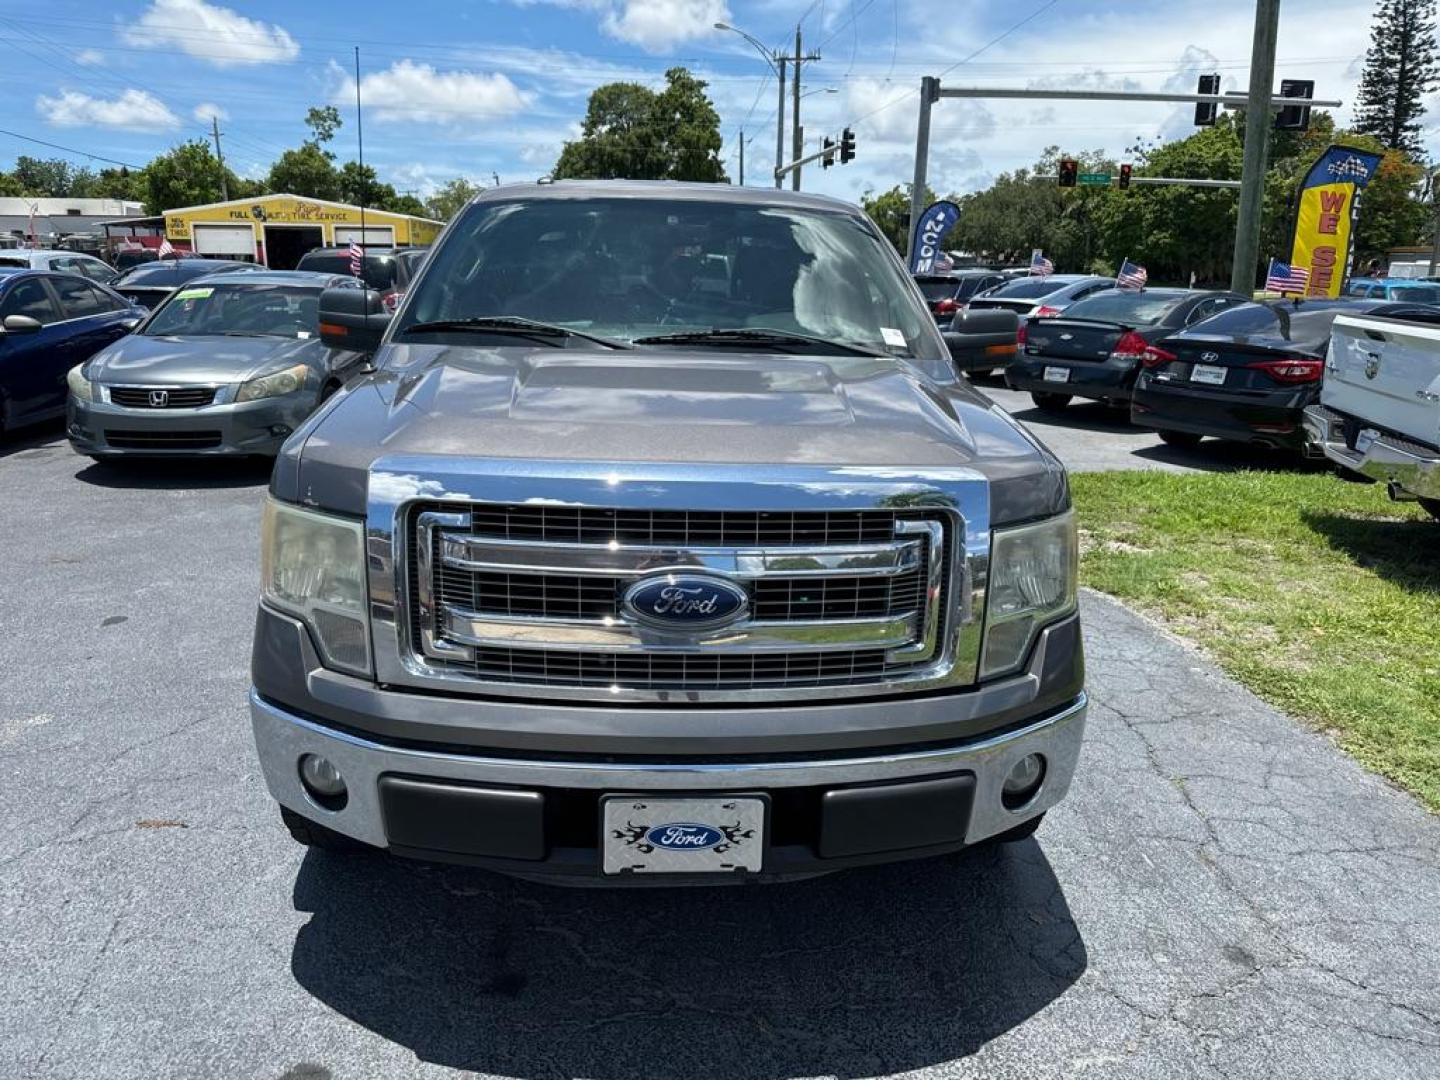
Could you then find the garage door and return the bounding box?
[192,223,255,257]
[333,226,395,247]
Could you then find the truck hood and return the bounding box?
[87,333,320,386]
[276,344,1068,525]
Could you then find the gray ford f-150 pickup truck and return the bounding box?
[250,180,1086,884]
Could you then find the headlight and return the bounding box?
[237,363,309,402]
[261,498,371,676]
[66,364,94,403]
[980,510,1077,678]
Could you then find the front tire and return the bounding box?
[1030,392,1071,414]
[1158,430,1203,448]
[280,806,371,854]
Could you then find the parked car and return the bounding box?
[966,274,1116,320]
[67,271,368,459]
[0,268,146,437]
[1304,307,1440,520]
[1130,298,1417,453]
[295,246,425,311]
[110,258,259,309]
[114,247,160,271]
[1006,288,1248,413]
[0,248,119,285]
[249,179,1087,884]
[914,270,1008,323]
[1344,278,1440,304]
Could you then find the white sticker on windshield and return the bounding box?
[881,327,907,348]
[296,331,312,339]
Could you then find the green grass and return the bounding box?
[1070,470,1440,810]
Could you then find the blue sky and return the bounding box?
[0,0,1398,204]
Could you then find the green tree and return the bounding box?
[0,171,23,197]
[1354,0,1439,154]
[860,183,937,252]
[141,141,235,213]
[386,192,428,216]
[11,156,74,196]
[267,143,341,201]
[70,166,146,202]
[554,68,728,183]
[425,177,482,220]
[305,105,343,145]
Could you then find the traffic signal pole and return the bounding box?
[906,76,940,262]
[1230,0,1281,294]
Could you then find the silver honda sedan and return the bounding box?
[67,270,369,459]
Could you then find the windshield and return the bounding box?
[1388,284,1440,303]
[143,283,321,338]
[987,278,1069,299]
[915,278,958,302]
[1061,291,1187,325]
[301,253,397,290]
[1187,301,1358,343]
[395,197,942,363]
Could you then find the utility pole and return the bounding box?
[787,28,820,191]
[907,76,940,262]
[1229,0,1281,295]
[775,57,786,189]
[210,115,228,202]
[739,128,745,187]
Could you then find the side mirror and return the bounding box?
[2,314,42,334]
[318,286,391,352]
[943,308,1020,374]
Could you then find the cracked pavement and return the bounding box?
[2,427,1438,1080]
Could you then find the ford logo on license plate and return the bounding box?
[622,573,748,629]
[646,823,724,850]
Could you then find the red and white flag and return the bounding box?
[349,239,363,277]
[157,238,175,259]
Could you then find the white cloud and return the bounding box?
[192,102,229,123]
[332,60,529,125]
[73,49,104,66]
[601,0,729,52]
[36,89,180,133]
[121,0,299,67]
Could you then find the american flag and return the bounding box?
[1116,258,1148,290]
[349,239,363,277]
[157,238,175,259]
[1030,249,1054,276]
[1265,258,1309,294]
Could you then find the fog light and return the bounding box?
[1002,753,1046,809]
[299,753,347,808]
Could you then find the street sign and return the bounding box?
[1078,173,1111,186]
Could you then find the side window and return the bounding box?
[50,275,106,319]
[79,257,117,283]
[1187,297,1232,324]
[52,256,82,275]
[88,285,126,313]
[0,279,60,324]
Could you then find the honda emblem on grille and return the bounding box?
[1200,351,1220,364]
[148,389,169,407]
[622,574,748,630]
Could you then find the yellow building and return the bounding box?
[162,193,442,269]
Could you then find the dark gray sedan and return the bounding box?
[67,270,367,458]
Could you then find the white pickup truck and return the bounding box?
[1304,310,1440,520]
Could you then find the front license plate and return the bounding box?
[1043,365,1070,383]
[1191,364,1227,386]
[1356,428,1379,453]
[602,796,765,875]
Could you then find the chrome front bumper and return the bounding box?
[1304,405,1440,500]
[251,688,1087,873]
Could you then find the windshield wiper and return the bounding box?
[399,316,629,350]
[631,327,893,358]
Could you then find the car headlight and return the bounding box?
[237,363,310,402]
[261,498,371,676]
[66,364,95,403]
[980,510,1077,679]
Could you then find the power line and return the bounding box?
[0,127,144,170]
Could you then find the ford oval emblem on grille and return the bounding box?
[646,823,723,850]
[622,573,748,630]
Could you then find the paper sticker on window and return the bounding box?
[881,327,907,347]
[174,287,213,300]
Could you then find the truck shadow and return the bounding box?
[72,456,274,491]
[288,843,1085,1079]
[1301,509,1440,594]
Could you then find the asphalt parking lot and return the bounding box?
[3,416,1439,1080]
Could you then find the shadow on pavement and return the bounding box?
[73,456,274,490]
[1005,402,1133,435]
[0,420,67,461]
[290,843,1085,1079]
[1302,509,1440,594]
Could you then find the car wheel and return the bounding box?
[1420,497,1440,522]
[1159,430,1203,448]
[280,806,371,854]
[1030,392,1071,414]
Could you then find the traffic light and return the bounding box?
[1058,159,1078,188]
[1194,74,1220,126]
[1118,163,1132,190]
[839,127,856,164]
[1276,79,1314,131]
[822,136,836,169]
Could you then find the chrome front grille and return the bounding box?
[407,505,948,695]
[110,386,217,408]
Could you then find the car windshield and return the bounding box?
[915,278,958,302]
[0,255,31,268]
[987,278,1070,299]
[1061,291,1187,325]
[1187,301,1357,343]
[301,253,396,290]
[142,283,321,338]
[395,197,942,363]
[1388,284,1440,303]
